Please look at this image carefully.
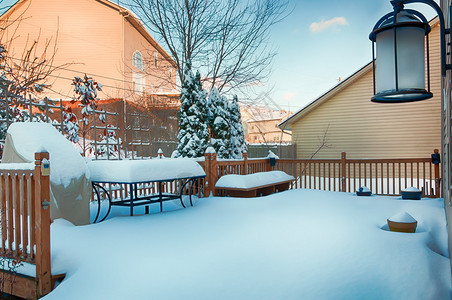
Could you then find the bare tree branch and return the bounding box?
[129,0,289,93]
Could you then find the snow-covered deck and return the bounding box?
[43,189,450,299]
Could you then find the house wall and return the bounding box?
[1,0,177,101]
[290,22,441,160]
[1,0,125,99]
[248,119,292,144]
[122,14,177,101]
[440,0,452,271]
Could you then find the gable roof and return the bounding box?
[0,0,177,68]
[278,62,372,129]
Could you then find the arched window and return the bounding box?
[133,51,145,72]
[133,71,145,94]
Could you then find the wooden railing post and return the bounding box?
[341,152,346,192]
[211,153,218,196]
[34,152,51,297]
[204,152,211,197]
[432,149,441,198]
[243,152,248,175]
[267,159,273,171]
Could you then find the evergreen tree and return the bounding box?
[228,95,246,158]
[207,87,231,158]
[176,62,209,158]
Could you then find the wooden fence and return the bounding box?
[202,150,441,198]
[0,152,56,299]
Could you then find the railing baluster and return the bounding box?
[358,163,361,190]
[417,162,420,190]
[22,175,29,258]
[14,174,21,257]
[30,173,36,259]
[411,162,414,187]
[1,174,6,251]
[375,163,378,194]
[333,163,336,191]
[392,163,395,195]
[7,174,13,253]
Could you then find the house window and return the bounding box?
[169,66,172,77]
[154,52,158,67]
[133,71,145,94]
[133,51,145,72]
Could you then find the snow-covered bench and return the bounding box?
[215,171,295,198]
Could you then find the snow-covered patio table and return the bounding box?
[87,159,206,222]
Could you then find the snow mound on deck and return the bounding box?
[5,123,88,187]
[215,171,294,189]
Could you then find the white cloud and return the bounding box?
[309,17,348,33]
[283,92,297,101]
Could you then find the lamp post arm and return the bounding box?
[392,0,450,75]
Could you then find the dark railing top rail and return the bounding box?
[277,157,433,164]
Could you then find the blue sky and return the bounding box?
[263,0,439,111]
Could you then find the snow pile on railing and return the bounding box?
[0,162,34,170]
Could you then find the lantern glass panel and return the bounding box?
[396,26,425,90]
[376,26,426,94]
[376,29,396,93]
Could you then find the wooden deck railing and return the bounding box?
[201,150,441,198]
[0,152,52,299]
[93,150,441,201]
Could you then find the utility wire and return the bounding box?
[4,54,173,91]
[3,54,177,97]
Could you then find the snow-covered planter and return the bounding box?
[356,186,371,196]
[401,187,422,200]
[215,171,294,198]
[387,212,418,233]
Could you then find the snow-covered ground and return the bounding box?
[44,189,450,300]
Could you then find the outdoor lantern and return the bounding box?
[369,3,432,103]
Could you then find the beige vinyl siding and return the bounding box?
[291,22,441,159]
